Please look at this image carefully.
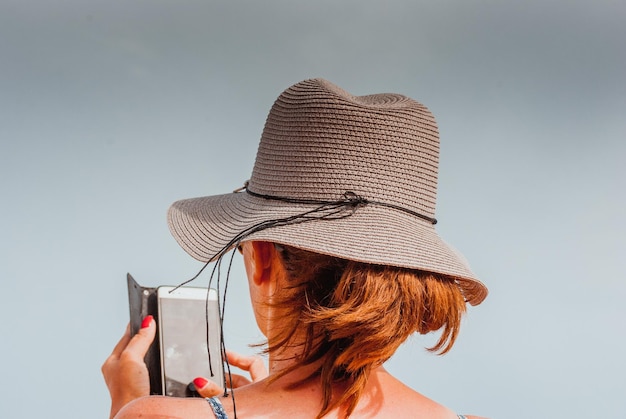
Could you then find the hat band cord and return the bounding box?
[244,186,438,225]
[173,190,366,289]
[174,185,437,290]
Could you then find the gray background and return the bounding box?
[1,1,625,418]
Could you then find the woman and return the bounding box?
[103,78,489,418]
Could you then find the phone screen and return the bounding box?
[157,286,223,397]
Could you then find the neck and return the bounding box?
[267,337,312,377]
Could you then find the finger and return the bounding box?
[225,350,268,381]
[110,324,132,358]
[123,316,156,360]
[192,377,224,398]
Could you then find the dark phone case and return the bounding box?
[126,273,162,395]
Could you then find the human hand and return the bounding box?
[192,350,268,398]
[102,316,156,419]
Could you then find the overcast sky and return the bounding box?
[1,1,625,418]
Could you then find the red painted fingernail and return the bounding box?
[141,315,153,329]
[193,377,208,389]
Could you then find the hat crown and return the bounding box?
[249,79,440,220]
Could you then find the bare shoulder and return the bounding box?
[355,369,465,418]
[115,395,211,419]
[366,370,490,419]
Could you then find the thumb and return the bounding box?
[124,315,157,359]
[192,377,224,398]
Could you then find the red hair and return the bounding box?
[264,244,479,418]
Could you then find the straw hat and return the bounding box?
[168,78,487,305]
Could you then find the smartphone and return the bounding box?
[157,286,224,397]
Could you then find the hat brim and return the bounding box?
[167,191,487,305]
